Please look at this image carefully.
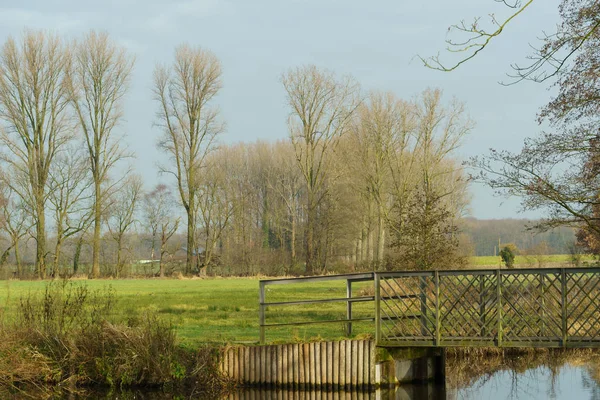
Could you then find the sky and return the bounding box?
[0,0,562,219]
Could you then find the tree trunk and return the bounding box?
[377,207,385,267]
[186,208,195,275]
[291,210,296,266]
[53,235,63,278]
[36,204,46,279]
[73,237,83,275]
[92,180,101,278]
[116,235,123,278]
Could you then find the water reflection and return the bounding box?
[5,354,600,400]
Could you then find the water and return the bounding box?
[5,358,600,399]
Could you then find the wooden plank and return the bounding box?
[320,342,327,387]
[310,342,316,388]
[352,341,358,387]
[293,343,300,387]
[244,346,250,383]
[356,340,365,386]
[314,342,321,387]
[288,344,294,387]
[332,340,339,388]
[345,340,352,388]
[277,344,283,386]
[261,345,267,385]
[228,347,234,379]
[339,339,346,389]
[300,343,306,386]
[304,342,311,387]
[326,341,333,387]
[281,344,287,387]
[363,340,370,385]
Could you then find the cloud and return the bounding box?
[0,7,90,32]
[141,0,235,34]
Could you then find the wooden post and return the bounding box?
[375,274,381,344]
[561,268,568,347]
[480,274,487,338]
[435,270,440,346]
[346,279,353,336]
[496,269,503,347]
[540,273,546,337]
[420,276,428,337]
[259,281,266,344]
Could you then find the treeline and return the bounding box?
[461,218,577,256]
[0,30,473,279]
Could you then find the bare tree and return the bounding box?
[392,89,473,270]
[0,173,30,276]
[347,92,414,267]
[47,147,93,277]
[282,65,361,274]
[106,175,142,277]
[68,31,135,279]
[143,184,180,277]
[421,0,600,85]
[154,45,224,274]
[196,158,234,274]
[0,31,73,278]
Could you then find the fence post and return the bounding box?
[496,269,502,347]
[375,273,381,344]
[561,268,567,348]
[480,274,486,338]
[259,281,266,344]
[420,276,428,337]
[435,270,440,346]
[540,273,546,337]
[346,279,353,336]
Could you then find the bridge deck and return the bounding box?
[260,267,600,348]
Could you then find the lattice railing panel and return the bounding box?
[376,268,600,348]
[566,273,600,341]
[439,273,497,340]
[378,275,436,342]
[501,272,562,344]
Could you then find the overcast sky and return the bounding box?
[0,0,561,219]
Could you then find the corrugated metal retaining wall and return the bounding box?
[220,340,375,388]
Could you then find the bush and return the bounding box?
[499,245,516,268]
[0,281,232,394]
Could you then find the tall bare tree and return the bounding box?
[0,31,73,278]
[282,65,361,274]
[68,31,134,279]
[47,147,93,277]
[0,173,30,276]
[143,184,180,277]
[154,45,224,274]
[106,175,142,277]
[347,92,414,267]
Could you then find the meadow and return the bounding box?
[0,254,595,347]
[0,278,376,346]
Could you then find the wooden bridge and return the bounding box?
[259,267,600,348]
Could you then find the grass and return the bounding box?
[0,278,376,346]
[0,254,596,347]
[469,254,596,267]
[0,281,233,395]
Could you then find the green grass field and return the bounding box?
[0,278,375,346]
[468,254,595,267]
[0,254,596,347]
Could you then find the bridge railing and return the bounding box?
[376,267,600,348]
[259,273,375,344]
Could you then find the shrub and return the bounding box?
[499,245,516,268]
[0,281,232,394]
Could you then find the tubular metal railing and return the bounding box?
[258,273,374,344]
[260,267,600,348]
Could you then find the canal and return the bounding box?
[6,351,599,399]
